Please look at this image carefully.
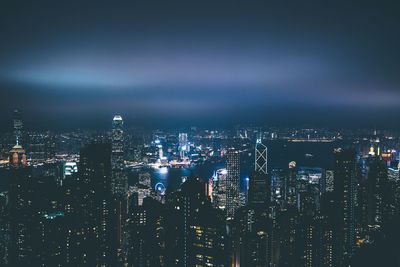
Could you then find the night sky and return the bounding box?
[0,1,399,130]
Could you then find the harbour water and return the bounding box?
[145,140,346,192]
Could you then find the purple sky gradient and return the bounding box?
[0,1,399,129]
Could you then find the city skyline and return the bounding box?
[1,2,400,266]
[0,109,399,266]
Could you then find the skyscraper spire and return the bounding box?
[111,115,127,196]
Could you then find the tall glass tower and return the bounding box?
[111,115,127,196]
[255,138,267,174]
[333,147,356,266]
[249,138,270,206]
[111,116,129,262]
[226,148,240,219]
[13,109,23,145]
[178,133,188,159]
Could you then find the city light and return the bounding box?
[0,2,399,266]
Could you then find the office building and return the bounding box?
[226,149,240,219]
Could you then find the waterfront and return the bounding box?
[141,139,347,192]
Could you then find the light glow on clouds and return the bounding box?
[3,47,329,90]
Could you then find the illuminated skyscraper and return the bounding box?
[8,146,30,265]
[333,148,356,266]
[164,177,226,267]
[286,161,297,207]
[27,132,55,163]
[212,169,228,210]
[366,156,388,225]
[235,205,273,267]
[13,109,23,145]
[36,211,66,266]
[126,197,166,267]
[138,171,151,188]
[226,148,240,219]
[325,170,334,192]
[111,116,128,264]
[248,138,270,206]
[255,138,267,174]
[77,143,116,266]
[128,185,151,206]
[111,115,127,196]
[0,192,8,266]
[178,133,188,159]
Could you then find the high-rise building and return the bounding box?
[212,169,227,210]
[9,164,63,266]
[178,133,188,159]
[128,184,151,206]
[235,206,273,267]
[138,171,151,188]
[285,161,297,207]
[36,211,66,266]
[7,143,28,259]
[73,143,116,266]
[366,156,388,225]
[255,138,267,174]
[0,192,9,266]
[0,192,8,263]
[13,109,23,146]
[316,193,337,267]
[248,139,270,207]
[276,205,298,267]
[111,116,129,263]
[126,197,166,267]
[164,177,226,267]
[7,113,31,265]
[186,206,226,267]
[387,167,399,181]
[226,149,240,219]
[333,148,356,266]
[111,115,128,196]
[27,132,56,163]
[325,170,334,192]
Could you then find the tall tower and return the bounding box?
[8,146,29,265]
[78,143,116,265]
[333,148,356,266]
[111,115,127,196]
[366,156,388,225]
[286,161,297,207]
[255,138,267,174]
[111,116,128,263]
[248,138,270,206]
[8,110,29,265]
[178,133,188,159]
[13,109,23,145]
[226,148,240,219]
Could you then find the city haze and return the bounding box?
[1,1,400,130]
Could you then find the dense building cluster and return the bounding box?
[0,111,399,266]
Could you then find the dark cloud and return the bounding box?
[0,1,399,130]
